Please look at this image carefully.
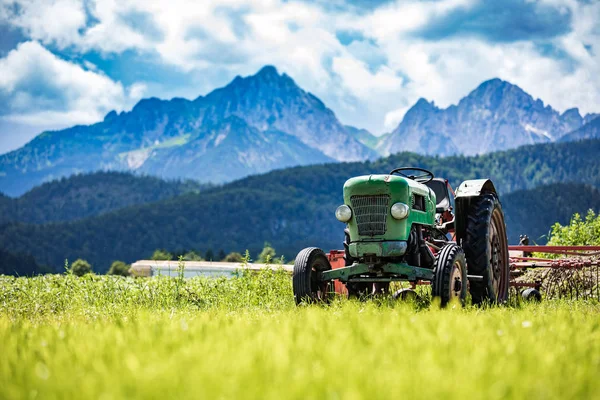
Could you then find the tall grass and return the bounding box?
[1,271,600,399]
[0,268,293,319]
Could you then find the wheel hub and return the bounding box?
[450,261,463,298]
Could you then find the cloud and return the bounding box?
[384,106,410,131]
[413,0,573,42]
[1,0,87,48]
[350,0,600,123]
[331,56,403,115]
[0,0,598,139]
[0,41,145,127]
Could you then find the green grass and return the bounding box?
[1,271,600,399]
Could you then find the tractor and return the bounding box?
[292,167,510,306]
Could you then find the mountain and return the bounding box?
[559,116,600,143]
[3,69,596,197]
[0,66,374,196]
[138,116,334,183]
[344,125,381,149]
[0,171,207,224]
[2,138,600,272]
[379,79,596,156]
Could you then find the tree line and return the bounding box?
[1,139,600,274]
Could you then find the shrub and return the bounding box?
[107,261,130,276]
[151,249,173,261]
[547,210,600,246]
[70,259,92,276]
[183,251,202,261]
[258,243,278,264]
[224,252,243,262]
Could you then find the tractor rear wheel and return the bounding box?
[432,244,467,307]
[293,247,332,305]
[463,193,510,305]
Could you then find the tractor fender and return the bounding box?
[455,179,497,198]
[454,179,499,244]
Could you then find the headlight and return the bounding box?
[391,202,409,219]
[335,205,352,222]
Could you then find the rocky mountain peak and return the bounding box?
[256,65,279,78]
[381,77,597,157]
[0,65,375,195]
[397,98,438,127]
[132,97,165,112]
[463,78,534,110]
[413,98,437,111]
[222,65,298,95]
[562,108,582,119]
[103,110,118,122]
[201,66,375,162]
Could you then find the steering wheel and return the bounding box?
[389,167,434,183]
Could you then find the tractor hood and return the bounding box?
[342,174,436,243]
[343,174,431,199]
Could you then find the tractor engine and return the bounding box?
[337,174,438,269]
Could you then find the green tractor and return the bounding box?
[292,167,510,306]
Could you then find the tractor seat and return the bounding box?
[425,178,451,213]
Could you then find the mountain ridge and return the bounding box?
[0,66,373,196]
[379,78,597,156]
[2,68,598,196]
[559,116,600,143]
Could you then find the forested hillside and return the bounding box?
[503,183,600,243]
[2,139,600,273]
[0,172,208,224]
[0,248,47,276]
[232,138,600,196]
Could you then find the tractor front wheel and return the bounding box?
[293,247,332,305]
[432,244,467,307]
[343,228,355,266]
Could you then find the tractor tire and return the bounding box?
[432,244,467,307]
[293,247,332,305]
[343,228,355,267]
[521,288,542,302]
[463,193,510,305]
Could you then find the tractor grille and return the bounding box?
[350,195,390,236]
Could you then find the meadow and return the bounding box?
[1,270,599,399]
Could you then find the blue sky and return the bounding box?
[0,0,598,154]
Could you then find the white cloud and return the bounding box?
[2,0,87,48]
[384,106,410,131]
[350,0,474,40]
[332,56,403,98]
[352,0,600,122]
[0,0,599,137]
[0,41,145,127]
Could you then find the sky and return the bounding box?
[0,0,599,154]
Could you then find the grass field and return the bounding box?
[1,270,600,399]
